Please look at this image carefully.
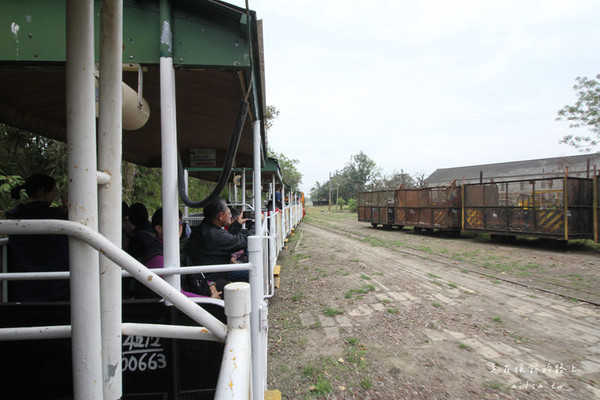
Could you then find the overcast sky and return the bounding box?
[230,0,600,193]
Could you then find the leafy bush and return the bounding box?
[347,198,357,212]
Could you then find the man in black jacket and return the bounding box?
[186,198,248,282]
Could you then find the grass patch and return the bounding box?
[323,307,344,317]
[291,293,304,302]
[431,302,443,308]
[360,378,373,390]
[483,380,508,392]
[491,316,502,323]
[447,282,458,289]
[458,342,471,350]
[345,284,376,299]
[309,375,333,396]
[361,274,372,280]
[427,273,441,279]
[510,333,530,343]
[302,365,318,378]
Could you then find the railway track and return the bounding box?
[304,220,600,307]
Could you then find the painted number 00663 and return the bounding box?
[122,352,167,372]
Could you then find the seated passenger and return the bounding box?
[121,201,135,250]
[228,206,249,265]
[135,208,222,299]
[186,198,248,283]
[126,202,155,260]
[5,173,69,302]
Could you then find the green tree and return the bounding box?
[338,151,380,199]
[310,181,328,203]
[377,169,415,189]
[557,74,600,152]
[269,150,303,189]
[0,124,69,209]
[265,105,280,132]
[413,170,428,188]
[265,106,303,189]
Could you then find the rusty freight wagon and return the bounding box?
[462,176,595,241]
[357,190,395,228]
[393,186,462,233]
[358,185,462,232]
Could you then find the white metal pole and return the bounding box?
[159,6,181,292]
[250,119,266,399]
[253,120,262,236]
[281,183,286,242]
[272,176,275,215]
[66,1,103,398]
[215,282,252,398]
[184,169,189,221]
[248,236,264,400]
[98,0,123,397]
[241,168,246,210]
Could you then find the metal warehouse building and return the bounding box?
[425,154,600,187]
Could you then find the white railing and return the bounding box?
[0,199,302,399]
[0,219,253,400]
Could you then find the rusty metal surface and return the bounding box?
[393,187,461,229]
[360,178,595,238]
[463,177,594,239]
[358,191,394,224]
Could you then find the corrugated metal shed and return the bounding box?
[425,154,600,187]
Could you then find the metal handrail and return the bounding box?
[0,219,227,341]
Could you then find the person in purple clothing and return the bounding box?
[139,208,222,299]
[5,173,69,302]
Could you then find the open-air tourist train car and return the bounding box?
[0,1,302,399]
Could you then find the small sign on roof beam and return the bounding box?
[190,149,216,167]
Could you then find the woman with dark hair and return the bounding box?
[5,173,70,302]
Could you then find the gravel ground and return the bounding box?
[266,207,600,399]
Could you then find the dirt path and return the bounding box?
[267,209,600,399]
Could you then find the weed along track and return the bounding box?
[267,207,600,400]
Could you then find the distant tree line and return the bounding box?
[309,151,427,208]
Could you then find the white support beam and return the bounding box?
[98,0,124,397]
[66,0,103,398]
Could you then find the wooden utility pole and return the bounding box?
[328,172,332,211]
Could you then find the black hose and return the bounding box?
[178,99,249,208]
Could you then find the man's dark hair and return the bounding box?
[203,198,228,221]
[151,208,163,228]
[11,173,56,200]
[151,207,182,228]
[129,203,149,227]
